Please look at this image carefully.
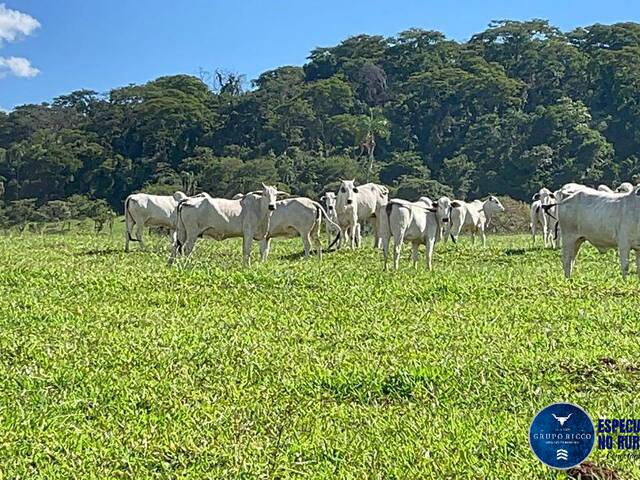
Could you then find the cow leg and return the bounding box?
[243,234,253,266]
[411,242,419,267]
[426,236,435,271]
[393,231,404,270]
[618,243,631,279]
[355,223,362,248]
[135,222,145,250]
[312,226,322,260]
[260,238,271,262]
[301,232,312,259]
[124,227,130,252]
[562,236,581,279]
[382,233,390,271]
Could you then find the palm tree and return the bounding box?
[356,108,390,181]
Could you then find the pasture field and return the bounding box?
[1,226,639,479]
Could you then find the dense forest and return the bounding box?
[1,19,640,226]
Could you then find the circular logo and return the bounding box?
[529,402,595,469]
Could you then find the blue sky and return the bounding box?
[1,0,639,110]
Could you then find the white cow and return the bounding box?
[260,197,341,261]
[598,184,614,193]
[380,198,439,270]
[548,186,640,278]
[432,196,453,241]
[169,184,282,265]
[124,191,188,251]
[335,180,388,248]
[320,192,342,245]
[616,182,634,193]
[530,188,556,247]
[448,196,505,246]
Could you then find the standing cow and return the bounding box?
[320,192,342,245]
[260,197,341,261]
[335,180,388,248]
[380,198,439,270]
[169,184,283,265]
[546,186,640,279]
[124,191,188,251]
[530,188,556,247]
[448,196,505,246]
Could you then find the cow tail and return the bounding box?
[174,202,188,253]
[124,196,139,242]
[314,201,341,249]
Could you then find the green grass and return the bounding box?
[1,225,639,479]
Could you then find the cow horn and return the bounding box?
[245,190,263,196]
[276,190,290,197]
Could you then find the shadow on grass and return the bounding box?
[77,247,123,257]
[503,248,528,256]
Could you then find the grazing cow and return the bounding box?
[335,180,388,248]
[380,198,439,270]
[530,188,556,247]
[260,197,341,261]
[169,184,283,265]
[616,182,634,193]
[448,196,505,246]
[124,191,187,251]
[320,192,342,245]
[546,186,640,279]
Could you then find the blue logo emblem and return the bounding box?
[529,403,595,469]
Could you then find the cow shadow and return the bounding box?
[77,247,123,257]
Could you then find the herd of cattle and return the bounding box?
[123,179,640,278]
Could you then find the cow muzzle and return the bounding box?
[328,206,334,211]
[268,204,276,211]
[346,199,353,205]
[442,218,449,223]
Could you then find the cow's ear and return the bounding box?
[451,201,461,208]
[532,193,540,201]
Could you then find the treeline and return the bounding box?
[1,19,640,216]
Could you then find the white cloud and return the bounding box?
[0,56,39,78]
[0,3,40,44]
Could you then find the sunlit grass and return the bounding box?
[0,225,638,478]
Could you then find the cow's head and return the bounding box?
[244,184,284,211]
[259,183,281,211]
[173,191,188,202]
[337,179,358,206]
[617,182,634,193]
[436,196,452,223]
[485,195,505,214]
[321,192,337,212]
[532,188,553,204]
